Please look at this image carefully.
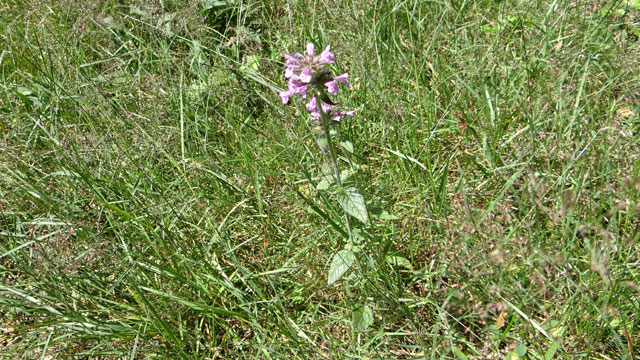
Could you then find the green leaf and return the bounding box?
[200,0,230,11]
[370,207,399,220]
[16,86,34,96]
[482,23,497,34]
[452,347,469,360]
[544,320,565,338]
[386,256,413,271]
[337,187,369,224]
[352,304,373,332]
[240,54,261,74]
[544,342,560,360]
[339,141,354,153]
[514,344,527,357]
[316,170,353,191]
[328,249,355,285]
[316,180,330,191]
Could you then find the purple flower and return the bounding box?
[280,43,354,121]
[288,81,308,98]
[284,66,299,80]
[324,73,349,94]
[310,108,355,122]
[284,53,298,64]
[334,73,349,86]
[279,90,292,104]
[308,100,354,122]
[318,45,334,64]
[306,97,317,112]
[307,98,333,114]
[306,42,315,56]
[324,80,339,94]
[299,68,312,83]
[329,109,356,122]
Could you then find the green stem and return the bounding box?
[316,95,352,245]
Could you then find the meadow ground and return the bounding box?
[1,0,639,359]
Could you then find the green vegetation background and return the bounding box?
[1,0,639,358]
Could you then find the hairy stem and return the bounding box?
[316,95,352,245]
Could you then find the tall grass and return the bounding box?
[1,0,639,358]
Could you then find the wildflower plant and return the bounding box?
[279,43,371,301]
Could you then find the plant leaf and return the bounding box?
[240,54,261,74]
[316,170,353,191]
[386,256,413,271]
[352,304,373,332]
[452,347,469,360]
[340,141,354,153]
[328,249,355,285]
[200,0,230,11]
[370,207,399,220]
[544,342,560,360]
[316,180,330,191]
[337,187,369,224]
[514,344,527,357]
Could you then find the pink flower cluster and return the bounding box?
[306,97,356,122]
[279,43,354,122]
